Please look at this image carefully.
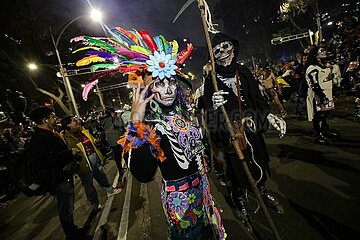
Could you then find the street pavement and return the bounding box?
[1,96,359,240]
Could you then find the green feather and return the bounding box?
[84,36,117,53]
[159,35,169,53]
[91,64,119,72]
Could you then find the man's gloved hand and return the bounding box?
[267,113,286,138]
[212,90,229,110]
[242,117,256,133]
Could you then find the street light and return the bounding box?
[27,62,59,72]
[27,62,66,86]
[27,63,38,71]
[51,9,103,117]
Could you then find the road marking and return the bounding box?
[117,172,133,240]
[93,171,120,240]
[140,183,151,239]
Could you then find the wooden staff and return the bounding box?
[196,0,282,239]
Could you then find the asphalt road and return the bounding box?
[1,96,359,240]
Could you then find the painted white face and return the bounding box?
[213,41,235,67]
[317,47,327,59]
[151,77,177,106]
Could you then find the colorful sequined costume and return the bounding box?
[119,104,226,239]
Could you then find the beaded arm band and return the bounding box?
[117,121,166,162]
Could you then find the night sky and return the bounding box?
[30,0,221,46]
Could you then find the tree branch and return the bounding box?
[37,88,71,115]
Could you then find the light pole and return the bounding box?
[50,10,103,117]
[314,0,322,42]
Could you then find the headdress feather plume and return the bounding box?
[115,27,139,44]
[72,27,193,101]
[82,80,98,101]
[159,35,169,53]
[153,36,164,52]
[169,40,179,58]
[176,43,193,65]
[138,29,158,52]
[84,36,118,52]
[112,27,136,46]
[131,29,148,48]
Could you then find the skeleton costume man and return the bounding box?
[305,45,339,145]
[202,33,286,221]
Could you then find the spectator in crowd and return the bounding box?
[61,116,122,212]
[121,105,131,127]
[100,107,126,188]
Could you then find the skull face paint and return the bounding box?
[213,41,234,67]
[151,77,177,106]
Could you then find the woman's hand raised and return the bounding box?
[130,83,155,122]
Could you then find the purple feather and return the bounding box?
[132,137,145,147]
[87,51,114,60]
[132,57,149,62]
[167,45,173,55]
[113,56,127,63]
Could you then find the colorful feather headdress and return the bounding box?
[70,27,193,101]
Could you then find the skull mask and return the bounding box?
[213,41,234,67]
[150,77,177,106]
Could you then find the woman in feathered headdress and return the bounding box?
[72,27,226,239]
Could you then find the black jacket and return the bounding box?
[30,128,74,194]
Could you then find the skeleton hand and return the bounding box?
[242,117,256,133]
[267,113,286,138]
[212,90,229,110]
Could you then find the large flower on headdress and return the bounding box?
[146,51,178,80]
